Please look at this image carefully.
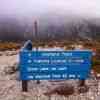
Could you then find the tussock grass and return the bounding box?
[0,42,21,51]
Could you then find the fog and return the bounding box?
[0,0,100,41]
[0,0,100,20]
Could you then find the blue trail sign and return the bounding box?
[19,50,92,80]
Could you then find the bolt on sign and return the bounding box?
[19,50,92,80]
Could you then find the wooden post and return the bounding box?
[21,40,33,92]
[79,79,85,87]
[22,80,28,92]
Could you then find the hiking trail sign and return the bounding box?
[20,50,92,80]
[19,40,92,91]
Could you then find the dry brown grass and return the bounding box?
[0,42,21,51]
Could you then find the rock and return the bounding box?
[97,74,100,78]
[78,80,85,87]
[44,84,74,96]
[0,52,3,56]
[9,72,19,80]
[4,63,18,75]
[4,51,18,56]
[78,85,89,93]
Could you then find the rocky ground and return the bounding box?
[0,50,100,100]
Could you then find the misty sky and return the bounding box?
[0,0,100,20]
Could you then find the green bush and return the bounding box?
[92,59,100,66]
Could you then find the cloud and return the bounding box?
[0,0,100,19]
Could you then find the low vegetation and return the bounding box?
[0,40,100,73]
[0,42,21,51]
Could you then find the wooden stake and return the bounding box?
[79,80,85,87]
[22,80,28,92]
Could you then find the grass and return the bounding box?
[0,42,21,51]
[0,40,100,73]
[92,65,100,73]
[92,57,100,73]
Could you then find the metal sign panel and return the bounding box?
[19,50,92,80]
